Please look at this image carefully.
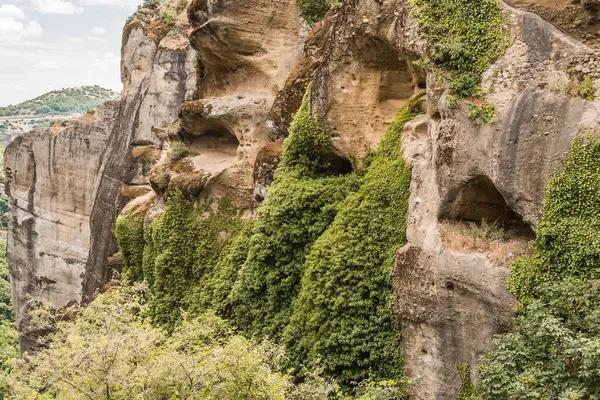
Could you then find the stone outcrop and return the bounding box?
[5,0,600,397]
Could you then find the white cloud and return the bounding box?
[34,60,60,69]
[90,26,107,35]
[78,0,139,8]
[32,0,83,14]
[0,4,26,20]
[0,17,43,41]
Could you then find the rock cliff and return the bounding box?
[5,0,600,398]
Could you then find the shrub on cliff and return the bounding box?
[473,137,600,399]
[297,0,330,24]
[229,85,359,341]
[283,95,422,389]
[410,0,508,97]
[474,280,600,400]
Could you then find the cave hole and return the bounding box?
[181,121,240,176]
[440,175,534,237]
[325,151,354,175]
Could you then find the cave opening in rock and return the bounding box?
[181,122,240,176]
[326,151,354,175]
[440,175,533,236]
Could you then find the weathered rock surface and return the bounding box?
[6,0,600,397]
[394,3,600,398]
[5,0,198,352]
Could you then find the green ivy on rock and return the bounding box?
[410,0,508,98]
[472,136,600,399]
[283,95,423,389]
[116,192,249,330]
[115,212,145,282]
[229,84,360,341]
[297,0,330,24]
[509,137,600,304]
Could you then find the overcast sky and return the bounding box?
[0,0,143,106]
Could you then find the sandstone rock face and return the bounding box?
[5,104,119,351]
[508,0,600,46]
[6,0,600,396]
[394,3,600,398]
[5,1,198,352]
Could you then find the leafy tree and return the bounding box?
[3,285,293,399]
[475,280,600,400]
[474,137,600,399]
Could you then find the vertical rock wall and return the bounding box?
[5,0,600,396]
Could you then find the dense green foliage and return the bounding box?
[297,0,330,24]
[283,95,421,388]
[580,77,596,100]
[467,102,496,125]
[508,137,600,303]
[230,175,358,340]
[410,0,508,97]
[457,363,475,400]
[230,88,359,341]
[0,86,118,117]
[473,137,600,399]
[475,280,600,400]
[117,193,250,330]
[2,286,298,399]
[116,86,420,393]
[115,213,145,282]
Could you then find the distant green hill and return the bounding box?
[0,86,120,117]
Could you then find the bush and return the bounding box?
[142,0,161,9]
[580,77,596,100]
[297,0,330,24]
[410,0,508,98]
[475,280,600,400]
[160,6,177,25]
[169,140,191,161]
[467,102,496,125]
[283,95,423,389]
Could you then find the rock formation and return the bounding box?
[5,0,600,398]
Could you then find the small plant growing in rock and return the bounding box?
[160,6,177,25]
[169,141,190,161]
[446,95,459,109]
[141,0,161,9]
[580,77,596,100]
[297,0,330,24]
[467,102,496,125]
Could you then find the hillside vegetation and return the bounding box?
[0,86,119,117]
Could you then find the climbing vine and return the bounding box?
[410,0,508,98]
[115,212,145,282]
[116,86,422,394]
[116,192,248,330]
[230,85,359,341]
[508,137,600,303]
[283,94,423,389]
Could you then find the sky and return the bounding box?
[0,0,143,106]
